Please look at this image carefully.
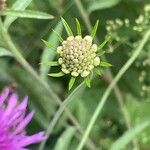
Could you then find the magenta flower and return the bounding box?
[0,87,46,150]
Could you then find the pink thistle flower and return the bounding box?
[0,87,46,150]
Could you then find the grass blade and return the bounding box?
[61,17,73,36]
[54,126,76,150]
[110,121,150,150]
[75,18,82,36]
[1,9,54,19]
[91,20,99,38]
[4,0,32,29]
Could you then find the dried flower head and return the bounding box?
[41,18,111,90]
[0,87,46,150]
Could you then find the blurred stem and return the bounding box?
[0,18,96,150]
[39,74,96,150]
[77,28,150,150]
[74,0,138,148]
[39,73,95,150]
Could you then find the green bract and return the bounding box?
[42,18,111,90]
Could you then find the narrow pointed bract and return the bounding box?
[40,61,59,66]
[69,77,76,90]
[42,39,56,50]
[91,20,99,38]
[53,29,64,42]
[100,61,112,67]
[61,17,73,36]
[84,76,91,88]
[93,68,102,76]
[75,18,82,36]
[41,18,111,90]
[48,72,65,77]
[0,88,46,150]
[98,35,110,50]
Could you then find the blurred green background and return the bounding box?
[0,0,150,150]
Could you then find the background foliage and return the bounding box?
[0,0,150,150]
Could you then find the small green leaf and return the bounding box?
[0,47,13,57]
[48,72,65,77]
[40,61,59,66]
[52,29,64,42]
[84,76,91,88]
[42,39,56,50]
[75,18,82,36]
[98,35,110,50]
[93,68,102,76]
[100,61,112,67]
[97,50,106,56]
[69,77,76,90]
[1,9,54,19]
[91,20,99,38]
[61,17,73,36]
[4,0,32,29]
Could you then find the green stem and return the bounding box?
[0,18,96,150]
[74,0,139,148]
[77,28,150,150]
[39,73,96,150]
[39,82,85,150]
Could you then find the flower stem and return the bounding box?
[0,18,96,150]
[76,28,150,150]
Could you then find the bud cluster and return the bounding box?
[57,35,100,77]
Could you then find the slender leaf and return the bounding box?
[97,50,106,56]
[100,61,112,67]
[93,68,102,76]
[88,0,122,13]
[84,76,91,88]
[54,126,76,150]
[4,0,32,29]
[75,18,82,36]
[110,121,150,150]
[91,20,99,38]
[40,22,63,79]
[69,77,76,90]
[0,47,13,57]
[40,61,59,66]
[98,36,110,50]
[48,72,65,77]
[1,9,54,19]
[61,17,73,36]
[42,39,56,50]
[53,29,64,42]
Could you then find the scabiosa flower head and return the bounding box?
[0,87,46,150]
[42,18,112,90]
